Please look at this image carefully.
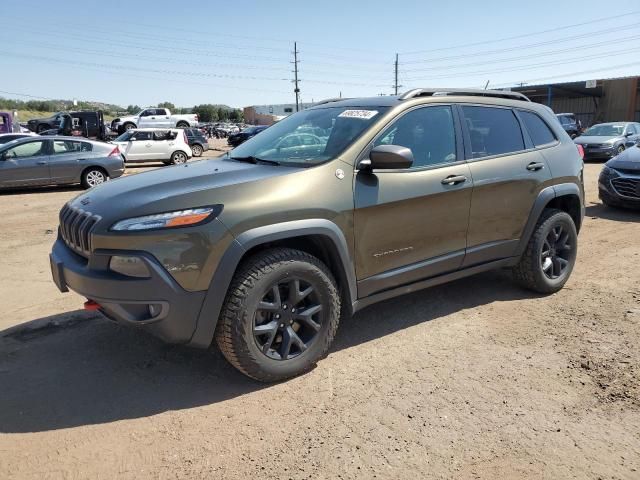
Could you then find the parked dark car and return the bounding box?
[39,111,107,140]
[598,144,640,209]
[556,113,582,138]
[27,112,67,133]
[184,128,210,157]
[574,122,640,160]
[0,136,124,189]
[227,125,268,147]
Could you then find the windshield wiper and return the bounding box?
[230,155,280,166]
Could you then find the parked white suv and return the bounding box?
[112,128,193,164]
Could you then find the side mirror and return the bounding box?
[359,145,414,170]
[130,137,137,141]
[625,132,633,137]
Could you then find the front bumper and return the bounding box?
[582,146,616,160]
[50,238,206,344]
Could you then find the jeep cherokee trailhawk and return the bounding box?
[50,89,585,382]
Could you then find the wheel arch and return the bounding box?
[516,183,584,257]
[188,219,357,348]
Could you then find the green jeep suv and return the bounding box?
[50,89,585,382]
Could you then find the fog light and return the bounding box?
[109,255,150,278]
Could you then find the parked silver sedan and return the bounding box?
[0,136,124,189]
[574,122,640,160]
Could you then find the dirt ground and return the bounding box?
[0,157,638,479]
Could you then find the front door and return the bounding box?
[459,105,553,266]
[126,131,154,161]
[0,140,50,187]
[354,105,472,297]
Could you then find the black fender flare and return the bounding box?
[188,219,357,348]
[515,182,583,257]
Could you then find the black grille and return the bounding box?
[611,178,640,199]
[59,205,100,256]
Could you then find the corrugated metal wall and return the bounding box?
[550,96,597,127]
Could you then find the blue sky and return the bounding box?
[2,0,639,108]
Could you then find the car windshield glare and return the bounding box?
[584,124,625,136]
[229,106,389,166]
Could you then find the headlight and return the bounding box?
[111,207,217,231]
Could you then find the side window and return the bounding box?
[134,131,153,141]
[52,140,85,154]
[627,124,637,135]
[373,105,457,168]
[157,109,167,116]
[461,106,524,159]
[519,111,557,147]
[141,109,153,117]
[5,141,46,159]
[153,130,169,140]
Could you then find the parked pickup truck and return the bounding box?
[111,108,199,134]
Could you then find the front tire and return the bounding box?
[215,248,340,382]
[176,121,189,128]
[81,168,107,189]
[170,150,187,164]
[512,209,578,294]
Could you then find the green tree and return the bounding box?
[126,105,141,114]
[157,101,176,110]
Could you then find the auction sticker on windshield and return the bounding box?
[338,110,379,120]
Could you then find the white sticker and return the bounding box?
[338,109,378,120]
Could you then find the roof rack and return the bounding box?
[399,88,531,102]
[313,97,350,106]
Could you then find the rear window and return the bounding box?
[519,111,556,147]
[52,140,92,153]
[461,106,524,158]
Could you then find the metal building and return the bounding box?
[512,75,640,127]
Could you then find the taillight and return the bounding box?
[576,144,584,159]
[108,146,120,157]
[183,130,188,144]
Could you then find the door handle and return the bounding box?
[526,162,545,171]
[37,161,47,165]
[441,174,467,185]
[145,143,152,147]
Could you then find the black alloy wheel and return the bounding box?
[540,224,572,280]
[253,278,323,360]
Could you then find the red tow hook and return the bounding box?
[84,300,101,311]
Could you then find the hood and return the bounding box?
[607,146,640,171]
[574,135,622,145]
[68,158,301,229]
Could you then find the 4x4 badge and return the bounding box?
[335,169,345,180]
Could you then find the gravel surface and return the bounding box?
[0,159,638,479]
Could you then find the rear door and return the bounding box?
[460,105,553,267]
[48,139,91,183]
[156,108,172,128]
[0,140,50,187]
[149,130,171,160]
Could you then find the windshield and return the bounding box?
[115,131,134,141]
[229,106,389,166]
[583,124,625,136]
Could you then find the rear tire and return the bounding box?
[123,123,136,131]
[512,209,577,294]
[215,248,340,382]
[191,144,203,157]
[176,121,189,128]
[81,167,108,189]
[170,151,188,164]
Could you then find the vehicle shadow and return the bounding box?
[585,201,640,222]
[0,270,534,433]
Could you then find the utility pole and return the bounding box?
[394,53,399,95]
[292,42,300,112]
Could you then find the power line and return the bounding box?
[402,22,640,65]
[402,33,640,74]
[401,10,640,55]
